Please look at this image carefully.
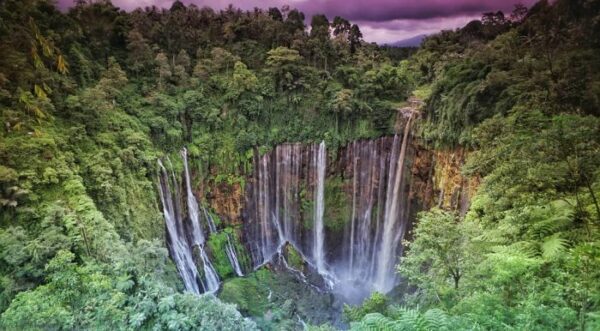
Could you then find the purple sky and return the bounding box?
[59,0,537,43]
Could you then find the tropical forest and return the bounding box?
[0,0,599,330]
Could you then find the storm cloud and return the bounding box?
[58,0,536,43]
[295,0,537,22]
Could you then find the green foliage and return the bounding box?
[0,245,257,330]
[1,0,599,329]
[399,209,479,304]
[414,0,600,147]
[323,176,351,232]
[219,268,272,317]
[206,229,235,279]
[284,244,305,270]
[349,308,449,331]
[344,292,389,322]
[219,267,340,330]
[397,2,600,329]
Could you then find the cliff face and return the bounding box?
[207,181,244,225]
[408,140,435,210]
[430,148,479,215]
[203,126,478,228]
[408,144,481,216]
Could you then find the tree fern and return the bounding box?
[351,308,449,331]
[528,201,574,238]
[351,313,398,331]
[489,243,537,259]
[398,308,422,330]
[423,308,449,330]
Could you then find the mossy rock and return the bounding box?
[219,267,342,328]
[283,243,305,271]
[219,268,273,316]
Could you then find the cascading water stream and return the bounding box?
[181,149,220,293]
[247,143,318,265]
[226,234,244,277]
[157,150,224,295]
[375,114,413,292]
[157,160,201,294]
[198,245,220,293]
[202,206,217,234]
[158,114,415,299]
[182,148,205,246]
[312,141,326,274]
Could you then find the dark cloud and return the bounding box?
[295,0,537,22]
[56,0,537,43]
[58,0,537,20]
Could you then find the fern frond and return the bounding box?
[423,308,448,330]
[509,241,539,258]
[398,308,421,330]
[352,313,397,331]
[529,201,574,238]
[541,234,568,259]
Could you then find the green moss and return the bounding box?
[413,84,432,100]
[206,231,234,279]
[219,268,273,316]
[206,226,252,279]
[230,229,253,272]
[323,176,350,232]
[209,210,223,229]
[219,267,340,328]
[284,244,305,270]
[300,183,315,230]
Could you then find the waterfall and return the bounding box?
[337,138,385,295]
[202,206,218,234]
[180,149,221,292]
[313,141,326,273]
[157,160,201,294]
[226,234,244,276]
[181,148,205,246]
[375,114,413,292]
[159,121,415,300]
[244,122,414,301]
[199,245,220,293]
[247,143,319,265]
[158,150,224,294]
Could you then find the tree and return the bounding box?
[155,52,171,89]
[466,111,600,226]
[97,57,128,99]
[332,16,351,36]
[510,4,529,23]
[285,9,305,34]
[266,46,304,92]
[126,29,153,76]
[209,47,240,74]
[0,249,259,330]
[399,209,479,298]
[349,24,363,53]
[231,61,258,94]
[173,49,191,83]
[268,7,283,21]
[309,14,332,69]
[329,88,356,132]
[0,166,26,209]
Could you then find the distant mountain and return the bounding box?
[389,34,427,47]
